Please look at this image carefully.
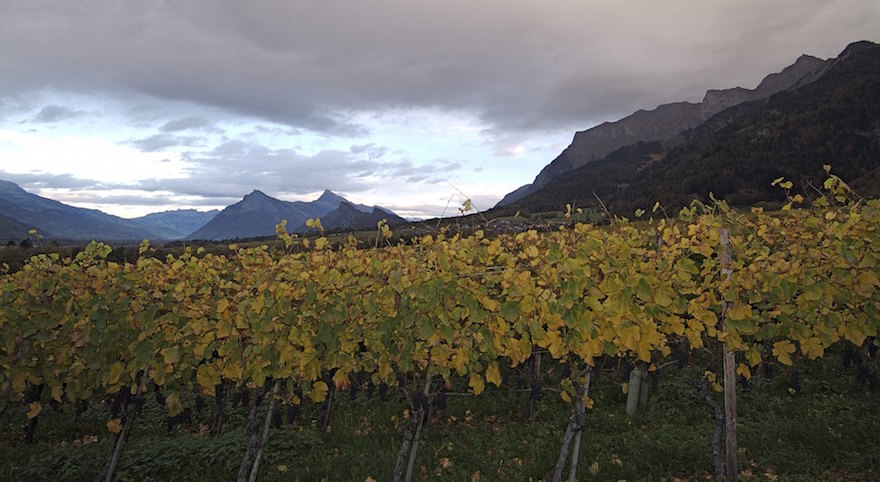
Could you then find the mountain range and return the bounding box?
[495,40,880,216]
[497,52,832,206]
[0,179,152,241]
[0,181,405,243]
[186,189,405,240]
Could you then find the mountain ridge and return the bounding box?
[0,180,153,241]
[496,51,832,206]
[495,40,880,217]
[185,190,402,240]
[131,209,219,240]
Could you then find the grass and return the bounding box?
[1,350,877,481]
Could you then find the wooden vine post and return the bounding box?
[720,228,738,481]
[552,367,592,482]
[394,364,433,482]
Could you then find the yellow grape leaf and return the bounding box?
[221,363,243,381]
[51,384,63,403]
[772,340,796,366]
[544,330,565,358]
[840,323,868,346]
[736,363,751,381]
[107,418,123,434]
[333,370,350,390]
[485,362,502,387]
[560,390,572,403]
[166,392,183,416]
[310,381,329,403]
[379,360,394,381]
[584,396,594,409]
[26,402,41,420]
[589,461,599,475]
[109,362,125,385]
[653,289,673,308]
[12,373,27,394]
[726,301,751,321]
[452,349,469,375]
[251,295,265,313]
[685,327,703,349]
[315,237,328,250]
[469,373,485,395]
[161,345,181,365]
[637,328,661,362]
[217,299,229,313]
[526,245,539,258]
[745,348,762,367]
[799,337,825,360]
[197,365,220,390]
[619,325,640,352]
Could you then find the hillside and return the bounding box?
[0,213,33,244]
[497,41,880,216]
[497,53,830,206]
[0,180,151,241]
[131,209,219,240]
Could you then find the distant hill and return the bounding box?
[131,209,219,240]
[497,53,831,206]
[0,179,150,241]
[0,212,33,244]
[316,201,407,232]
[497,41,880,216]
[186,190,404,240]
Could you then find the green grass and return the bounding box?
[1,352,877,481]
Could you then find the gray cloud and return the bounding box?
[121,140,464,200]
[129,133,206,152]
[1,1,876,136]
[0,171,104,190]
[31,105,88,123]
[159,116,218,133]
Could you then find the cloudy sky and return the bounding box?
[1,1,877,218]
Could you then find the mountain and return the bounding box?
[0,212,33,244]
[0,180,406,243]
[317,201,407,232]
[497,41,880,216]
[496,53,831,206]
[186,189,403,240]
[131,209,219,240]
[0,179,150,241]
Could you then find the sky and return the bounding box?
[1,1,878,219]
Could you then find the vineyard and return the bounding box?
[1,174,878,481]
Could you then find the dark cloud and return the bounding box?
[1,1,875,135]
[31,105,87,123]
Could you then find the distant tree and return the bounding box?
[19,239,33,249]
[6,240,15,247]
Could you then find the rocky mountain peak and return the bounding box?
[317,190,346,204]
